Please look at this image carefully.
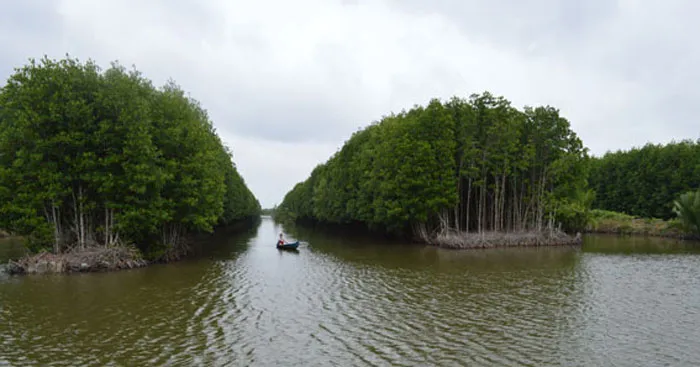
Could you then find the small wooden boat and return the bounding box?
[276,241,299,250]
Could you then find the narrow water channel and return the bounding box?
[1,217,700,366]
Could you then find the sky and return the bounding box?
[1,0,698,208]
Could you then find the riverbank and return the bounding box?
[6,245,149,275]
[4,216,262,275]
[277,217,583,249]
[424,230,582,249]
[586,209,697,240]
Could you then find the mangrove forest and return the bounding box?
[2,57,698,268]
[275,93,592,248]
[589,140,700,220]
[0,56,260,272]
[276,93,700,246]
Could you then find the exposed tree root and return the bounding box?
[422,229,582,249]
[5,245,148,275]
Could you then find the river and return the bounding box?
[1,217,700,366]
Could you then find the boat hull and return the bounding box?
[276,241,299,250]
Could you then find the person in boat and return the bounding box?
[277,233,286,246]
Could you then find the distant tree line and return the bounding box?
[261,207,277,215]
[589,140,700,220]
[0,56,260,258]
[276,92,591,239]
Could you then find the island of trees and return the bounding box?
[0,56,260,274]
[275,93,590,248]
[275,93,700,247]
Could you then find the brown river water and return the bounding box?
[1,217,700,366]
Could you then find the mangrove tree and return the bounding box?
[0,56,260,260]
[276,92,590,247]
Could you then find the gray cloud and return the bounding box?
[388,0,700,150]
[0,1,65,77]
[389,0,617,49]
[1,0,698,207]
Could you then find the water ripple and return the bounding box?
[2,222,700,366]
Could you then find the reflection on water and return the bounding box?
[0,236,25,262]
[583,233,700,254]
[1,218,699,366]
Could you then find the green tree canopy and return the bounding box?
[276,92,590,238]
[0,56,260,256]
[589,140,700,219]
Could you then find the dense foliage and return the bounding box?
[589,140,700,220]
[0,56,260,257]
[276,92,590,238]
[673,189,700,236]
[260,207,276,215]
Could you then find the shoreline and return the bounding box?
[586,210,698,241]
[424,230,583,250]
[5,246,150,275]
[276,217,584,249]
[583,228,698,241]
[3,217,262,276]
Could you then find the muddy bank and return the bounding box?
[5,246,148,275]
[425,230,582,249]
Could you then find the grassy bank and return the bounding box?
[586,209,693,239]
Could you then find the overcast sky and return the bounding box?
[1,0,698,208]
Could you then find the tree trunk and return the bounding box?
[78,185,85,250]
[536,167,548,232]
[43,205,59,254]
[494,175,499,232]
[479,180,485,234]
[466,178,472,232]
[500,171,506,232]
[105,206,110,247]
[53,204,60,253]
[72,189,79,249]
[511,176,517,232]
[454,177,461,231]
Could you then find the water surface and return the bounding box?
[1,219,699,366]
